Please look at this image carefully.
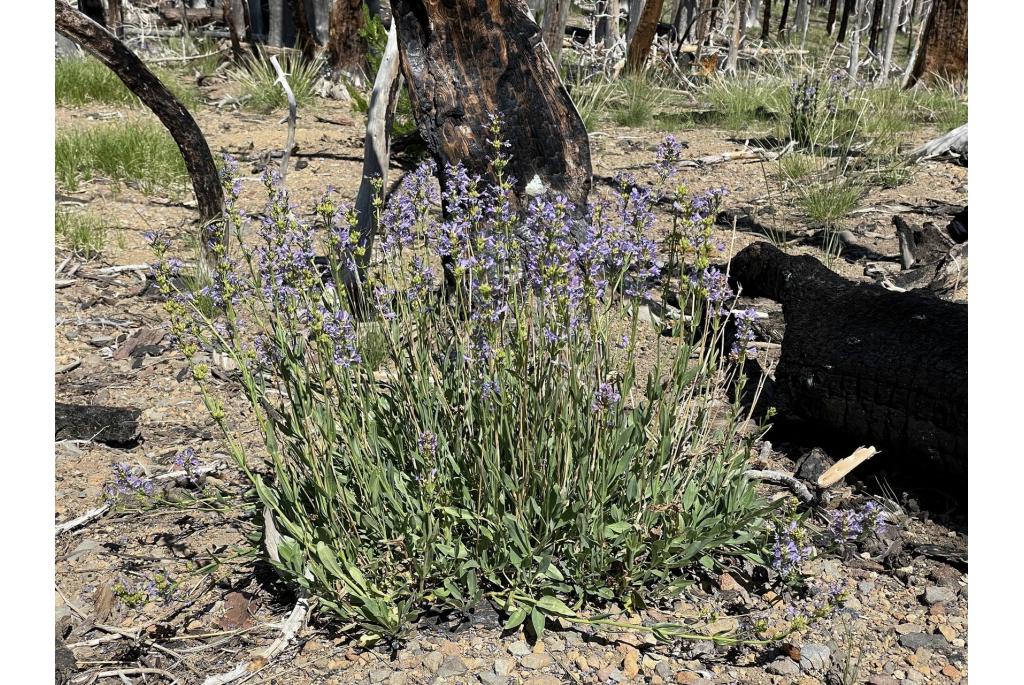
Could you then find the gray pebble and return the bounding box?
[799,643,831,672]
[898,633,948,651]
[923,585,956,605]
[766,658,800,676]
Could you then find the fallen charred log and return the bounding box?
[56,402,142,446]
[730,242,966,478]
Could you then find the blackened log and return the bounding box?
[56,402,142,446]
[391,0,592,209]
[55,1,225,263]
[730,242,966,476]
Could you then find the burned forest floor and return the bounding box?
[56,68,967,685]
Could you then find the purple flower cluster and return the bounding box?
[730,307,759,361]
[592,382,621,412]
[771,520,816,579]
[824,501,888,547]
[654,134,685,180]
[106,462,154,498]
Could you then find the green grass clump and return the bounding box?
[56,56,200,109]
[697,75,788,132]
[612,74,668,128]
[233,48,323,113]
[55,121,188,193]
[797,177,864,225]
[572,78,618,132]
[56,208,110,259]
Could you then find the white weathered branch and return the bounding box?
[269,55,298,179]
[909,123,967,163]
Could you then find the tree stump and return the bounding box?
[391,0,592,209]
[730,242,966,477]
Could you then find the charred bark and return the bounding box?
[392,0,592,209]
[56,402,142,446]
[905,0,967,87]
[730,242,966,476]
[328,0,366,75]
[826,0,839,34]
[837,0,854,42]
[626,0,666,72]
[288,0,317,60]
[54,1,224,237]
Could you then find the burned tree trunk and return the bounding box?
[626,0,666,72]
[54,1,224,236]
[328,0,366,76]
[826,0,839,34]
[77,0,106,27]
[541,0,572,66]
[837,0,854,42]
[392,0,592,208]
[288,0,318,61]
[761,0,771,41]
[107,0,123,37]
[905,0,967,87]
[730,242,966,476]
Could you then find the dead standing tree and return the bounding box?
[391,0,592,209]
[905,0,967,87]
[55,1,224,265]
[626,0,666,72]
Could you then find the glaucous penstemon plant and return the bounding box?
[153,121,772,643]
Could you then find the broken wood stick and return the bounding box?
[745,469,815,503]
[817,446,878,489]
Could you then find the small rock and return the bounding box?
[493,657,515,676]
[923,586,956,606]
[799,643,831,672]
[941,664,961,680]
[621,647,640,678]
[655,659,674,679]
[895,623,925,635]
[368,667,391,683]
[898,633,948,651]
[858,581,877,595]
[477,672,505,685]
[521,653,553,670]
[767,658,800,676]
[705,617,739,634]
[422,651,444,673]
[674,673,701,684]
[937,624,958,641]
[508,640,532,657]
[436,655,468,678]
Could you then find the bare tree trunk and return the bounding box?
[269,0,284,47]
[826,0,839,33]
[905,0,918,53]
[288,0,317,60]
[626,0,665,72]
[310,0,332,44]
[392,0,592,209]
[54,1,224,261]
[227,0,245,59]
[795,0,810,47]
[695,0,714,45]
[761,0,772,40]
[726,0,747,73]
[837,0,854,42]
[904,0,966,87]
[748,0,762,30]
[626,0,646,44]
[605,0,621,46]
[77,0,106,27]
[879,0,900,79]
[329,0,366,76]
[868,0,883,53]
[541,0,572,66]
[595,0,609,44]
[352,21,403,287]
[107,0,123,37]
[777,0,791,41]
[848,0,871,77]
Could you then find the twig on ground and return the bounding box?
[73,667,181,685]
[745,469,815,503]
[57,359,82,374]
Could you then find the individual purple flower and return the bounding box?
[106,462,154,498]
[173,447,203,484]
[730,307,759,361]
